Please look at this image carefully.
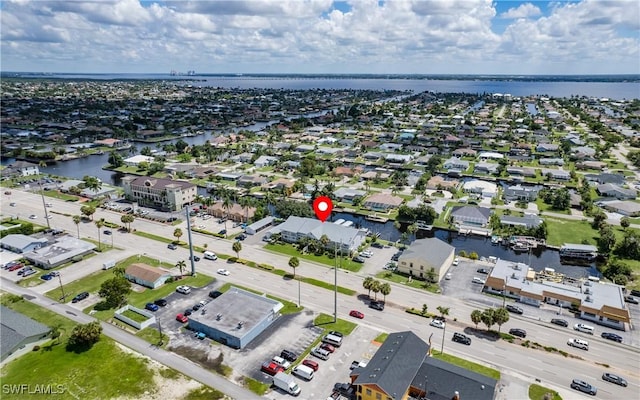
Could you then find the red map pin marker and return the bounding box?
[313,196,333,223]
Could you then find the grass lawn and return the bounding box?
[536,199,571,215]
[431,350,500,380]
[264,243,362,272]
[374,332,389,343]
[313,313,357,335]
[121,308,149,323]
[136,326,169,348]
[375,271,440,294]
[0,295,157,400]
[183,387,226,400]
[45,268,116,303]
[42,190,79,202]
[529,383,562,400]
[544,218,596,247]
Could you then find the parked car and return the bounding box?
[260,361,284,375]
[371,242,384,249]
[209,290,223,299]
[350,360,368,370]
[302,359,319,371]
[191,255,200,262]
[506,304,524,315]
[167,243,178,250]
[476,268,489,274]
[333,383,354,398]
[472,277,486,285]
[71,292,89,303]
[349,310,364,319]
[624,296,639,304]
[183,309,192,316]
[41,273,54,281]
[550,318,569,327]
[280,349,298,362]
[602,372,627,387]
[22,269,36,277]
[272,356,291,369]
[310,347,330,360]
[352,256,365,263]
[359,251,373,258]
[17,267,33,276]
[145,303,159,311]
[320,343,335,353]
[217,268,230,276]
[218,229,227,235]
[601,332,623,343]
[567,338,589,350]
[430,319,445,329]
[192,303,202,311]
[452,332,471,345]
[328,330,343,338]
[236,233,247,241]
[369,301,384,311]
[176,313,188,323]
[8,263,24,272]
[509,328,527,338]
[29,214,37,219]
[452,257,459,266]
[154,299,168,307]
[176,285,191,294]
[570,379,597,395]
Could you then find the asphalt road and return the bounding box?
[2,190,639,399]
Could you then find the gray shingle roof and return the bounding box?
[1,306,50,359]
[413,357,497,400]
[352,331,429,398]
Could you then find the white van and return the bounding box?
[292,364,314,380]
[203,251,218,261]
[573,323,595,335]
[322,333,343,347]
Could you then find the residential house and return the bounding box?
[500,214,544,229]
[215,172,242,182]
[254,155,278,168]
[451,206,492,227]
[1,306,50,362]
[474,162,500,175]
[600,200,640,216]
[3,161,40,177]
[334,166,363,178]
[504,184,542,202]
[350,331,496,400]
[539,158,565,166]
[536,143,559,152]
[261,178,295,191]
[0,234,49,253]
[333,188,367,204]
[231,152,253,163]
[452,148,477,157]
[576,161,607,171]
[462,179,498,198]
[540,168,571,180]
[384,153,413,164]
[507,167,537,178]
[426,175,459,190]
[443,157,469,172]
[360,170,391,181]
[585,173,626,186]
[363,193,404,211]
[124,263,172,289]
[123,155,155,167]
[477,151,504,161]
[268,216,366,254]
[121,176,197,211]
[206,201,256,222]
[379,143,403,152]
[571,146,596,159]
[397,238,455,282]
[597,184,637,200]
[237,175,269,188]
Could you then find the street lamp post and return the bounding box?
[440,319,446,354]
[502,276,508,308]
[38,179,51,229]
[297,279,301,308]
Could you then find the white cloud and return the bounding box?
[500,3,542,19]
[0,0,638,74]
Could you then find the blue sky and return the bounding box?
[1,0,638,74]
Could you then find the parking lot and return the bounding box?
[439,258,490,300]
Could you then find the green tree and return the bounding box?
[370,280,381,300]
[67,321,102,351]
[98,277,131,308]
[620,217,630,230]
[80,205,96,221]
[95,218,105,251]
[73,215,81,238]
[615,229,640,260]
[176,260,187,276]
[471,309,482,329]
[107,151,123,167]
[591,209,607,229]
[380,282,391,302]
[121,214,134,232]
[50,324,62,345]
[481,308,496,331]
[436,306,450,320]
[82,175,103,193]
[494,307,510,333]
[422,304,428,316]
[173,228,183,243]
[363,276,375,297]
[288,256,300,278]
[222,197,232,235]
[597,224,616,255]
[232,241,242,258]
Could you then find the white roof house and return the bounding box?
[124,155,155,166]
[462,180,498,197]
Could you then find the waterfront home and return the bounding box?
[360,170,391,181]
[474,162,500,175]
[333,188,367,204]
[237,175,269,188]
[363,192,404,211]
[123,155,155,167]
[504,184,542,202]
[450,206,492,227]
[499,214,543,229]
[540,168,571,180]
[539,158,565,166]
[462,179,498,198]
[596,183,637,200]
[122,176,197,212]
[333,166,363,178]
[268,216,366,254]
[261,178,295,191]
[585,172,626,185]
[384,153,413,164]
[443,157,469,173]
[3,161,39,177]
[426,175,459,190]
[507,167,537,178]
[397,238,455,282]
[576,161,607,171]
[452,148,477,157]
[477,151,504,161]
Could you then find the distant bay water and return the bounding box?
[8,73,640,100]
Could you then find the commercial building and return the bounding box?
[24,236,96,269]
[350,331,496,400]
[397,238,455,282]
[121,176,197,212]
[484,259,630,330]
[0,234,49,253]
[124,263,173,289]
[268,216,367,254]
[187,286,283,349]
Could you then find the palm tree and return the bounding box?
[288,256,300,277]
[95,218,105,251]
[73,215,81,238]
[363,276,374,297]
[239,196,252,223]
[471,310,482,329]
[121,214,134,232]
[370,280,381,301]
[173,228,183,243]
[232,241,242,258]
[493,307,510,333]
[436,306,450,321]
[175,260,186,276]
[380,282,391,302]
[222,196,232,235]
[82,175,103,193]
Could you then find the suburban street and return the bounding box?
[2,190,639,399]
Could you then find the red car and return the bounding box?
[320,343,335,353]
[176,313,188,323]
[349,310,364,319]
[261,361,285,376]
[8,263,24,272]
[302,359,319,371]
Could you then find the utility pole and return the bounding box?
[157,315,163,346]
[185,205,196,276]
[38,179,51,228]
[440,319,446,354]
[297,279,301,308]
[57,273,66,302]
[334,241,338,323]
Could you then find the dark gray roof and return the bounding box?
[413,357,497,400]
[1,306,50,358]
[352,331,429,398]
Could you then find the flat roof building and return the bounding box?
[23,236,96,269]
[187,286,283,349]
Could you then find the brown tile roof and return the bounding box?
[125,263,171,283]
